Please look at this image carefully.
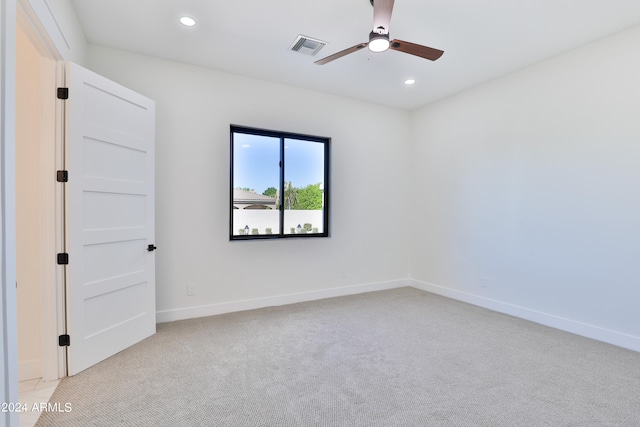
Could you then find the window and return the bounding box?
[230,125,330,240]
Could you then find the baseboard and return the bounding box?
[157,279,411,323]
[409,279,640,353]
[18,358,42,382]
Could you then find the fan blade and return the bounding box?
[390,39,444,61]
[314,43,368,65]
[372,0,395,34]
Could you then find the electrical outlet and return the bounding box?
[479,277,488,288]
[187,284,196,296]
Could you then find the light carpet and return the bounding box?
[36,287,640,426]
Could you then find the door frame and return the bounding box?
[17,0,66,380]
[1,1,20,423]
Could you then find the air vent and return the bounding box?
[290,35,327,56]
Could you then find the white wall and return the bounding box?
[410,25,640,350]
[232,210,325,236]
[86,46,412,320]
[15,22,43,381]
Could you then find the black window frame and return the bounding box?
[230,125,330,240]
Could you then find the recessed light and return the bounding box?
[404,79,416,85]
[180,16,196,27]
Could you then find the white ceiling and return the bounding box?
[71,0,640,110]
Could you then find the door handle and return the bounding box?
[147,244,157,252]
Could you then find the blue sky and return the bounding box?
[233,133,325,194]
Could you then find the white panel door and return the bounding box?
[66,62,156,375]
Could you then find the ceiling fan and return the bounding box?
[315,0,444,65]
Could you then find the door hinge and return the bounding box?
[57,253,69,265]
[56,170,68,182]
[57,87,69,100]
[58,334,70,347]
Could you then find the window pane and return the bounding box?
[232,133,280,236]
[283,138,326,235]
[230,125,329,240]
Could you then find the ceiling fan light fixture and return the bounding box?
[314,1,444,65]
[368,32,390,53]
